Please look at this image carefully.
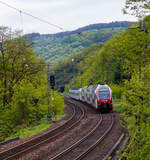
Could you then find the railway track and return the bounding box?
[80,113,125,160]
[0,97,126,160]
[49,113,114,160]
[0,98,85,160]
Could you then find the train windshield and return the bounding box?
[98,91,110,99]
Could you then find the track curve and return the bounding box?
[0,96,125,160]
[0,98,85,160]
[49,113,113,160]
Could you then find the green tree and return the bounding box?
[120,65,150,160]
[0,27,46,108]
[123,0,150,18]
[0,27,48,137]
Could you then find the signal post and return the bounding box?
[50,75,56,121]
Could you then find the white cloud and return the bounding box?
[0,0,137,34]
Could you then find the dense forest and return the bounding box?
[25,21,134,64]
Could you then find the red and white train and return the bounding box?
[69,84,113,112]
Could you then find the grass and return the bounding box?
[6,120,51,140]
[6,112,65,140]
[113,98,122,112]
[113,98,127,113]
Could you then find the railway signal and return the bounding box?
[33,98,39,124]
[50,75,55,89]
[33,98,39,104]
[50,75,56,121]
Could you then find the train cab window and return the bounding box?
[98,91,110,99]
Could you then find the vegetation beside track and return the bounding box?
[6,110,65,140]
[0,27,65,142]
[6,120,51,139]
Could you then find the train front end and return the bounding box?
[96,85,113,111]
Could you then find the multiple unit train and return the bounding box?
[69,84,113,112]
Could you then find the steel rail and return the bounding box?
[0,100,85,160]
[74,114,114,160]
[49,113,102,160]
[102,133,125,160]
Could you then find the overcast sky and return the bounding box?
[0,0,137,34]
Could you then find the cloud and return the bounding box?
[0,0,137,34]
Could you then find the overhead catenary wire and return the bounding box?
[78,32,97,43]
[20,10,24,34]
[0,1,65,31]
[0,0,126,75]
[0,0,98,43]
[0,0,102,68]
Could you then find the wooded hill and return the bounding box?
[25,21,134,64]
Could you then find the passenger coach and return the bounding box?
[69,84,113,112]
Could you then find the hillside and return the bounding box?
[26,21,134,64]
[50,43,102,90]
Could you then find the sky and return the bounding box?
[0,0,137,34]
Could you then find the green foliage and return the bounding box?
[55,93,65,115]
[5,90,65,139]
[109,84,124,99]
[31,27,126,64]
[120,65,150,160]
[51,43,102,90]
[7,120,51,139]
[123,0,150,18]
[0,27,65,141]
[98,17,150,159]
[64,35,126,90]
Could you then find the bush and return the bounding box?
[110,84,124,99]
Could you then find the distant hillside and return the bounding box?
[50,43,102,90]
[26,21,135,64]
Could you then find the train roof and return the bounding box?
[69,84,110,92]
[69,88,80,90]
[87,85,98,90]
[97,84,110,91]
